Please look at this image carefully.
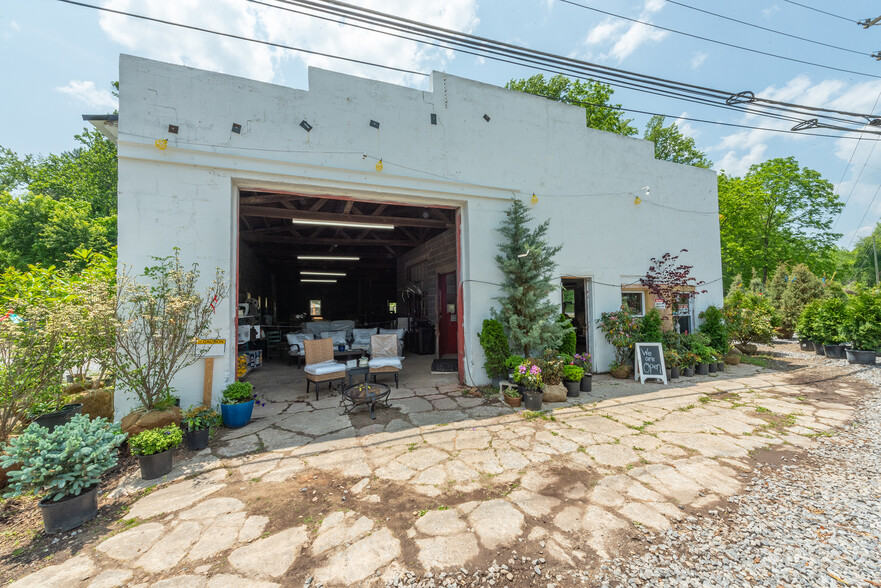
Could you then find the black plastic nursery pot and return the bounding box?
[696,363,709,376]
[580,375,592,392]
[823,344,846,359]
[814,343,825,356]
[846,349,877,365]
[523,390,543,411]
[34,403,83,432]
[564,381,580,398]
[708,363,717,374]
[39,485,98,534]
[717,362,725,372]
[799,340,815,352]
[670,366,680,379]
[185,428,210,451]
[138,449,174,480]
[683,367,695,377]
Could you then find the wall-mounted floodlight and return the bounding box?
[483,114,491,122]
[231,123,242,134]
[168,124,179,134]
[370,120,380,129]
[300,120,313,132]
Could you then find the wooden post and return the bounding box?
[203,357,215,407]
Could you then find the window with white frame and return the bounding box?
[621,291,645,316]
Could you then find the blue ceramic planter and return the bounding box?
[221,399,255,429]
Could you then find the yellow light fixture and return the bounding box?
[634,195,642,205]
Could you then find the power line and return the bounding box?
[54,0,427,77]
[272,0,881,130]
[832,91,881,231]
[664,0,870,57]
[557,0,881,79]
[781,0,858,24]
[848,183,881,248]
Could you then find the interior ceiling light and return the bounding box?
[291,219,394,230]
[301,279,337,283]
[300,271,346,277]
[297,255,360,261]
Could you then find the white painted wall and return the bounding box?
[115,54,721,416]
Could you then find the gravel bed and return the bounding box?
[769,339,881,389]
[382,346,881,588]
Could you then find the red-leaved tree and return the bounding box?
[640,250,707,325]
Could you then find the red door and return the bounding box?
[437,272,458,356]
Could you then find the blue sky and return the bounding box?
[2,0,880,248]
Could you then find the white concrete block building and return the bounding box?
[100,55,722,417]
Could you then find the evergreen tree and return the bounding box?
[780,264,825,335]
[767,263,789,311]
[492,198,571,357]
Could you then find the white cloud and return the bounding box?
[2,19,21,39]
[579,0,668,63]
[690,51,706,69]
[716,143,767,176]
[56,80,119,111]
[761,4,781,17]
[97,0,478,87]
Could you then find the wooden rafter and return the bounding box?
[239,206,453,229]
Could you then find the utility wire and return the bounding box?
[557,0,881,79]
[781,0,858,24]
[664,0,870,57]
[833,91,881,230]
[272,0,881,128]
[53,0,427,77]
[848,182,881,248]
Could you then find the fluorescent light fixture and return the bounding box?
[300,271,346,277]
[301,279,337,283]
[297,255,360,261]
[291,219,394,230]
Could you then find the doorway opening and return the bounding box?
[561,278,592,355]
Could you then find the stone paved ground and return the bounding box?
[8,344,876,588]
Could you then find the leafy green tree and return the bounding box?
[506,74,637,136]
[492,198,571,357]
[779,263,825,336]
[718,157,842,288]
[847,221,881,286]
[642,115,711,168]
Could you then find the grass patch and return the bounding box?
[698,396,711,404]
[741,355,770,368]
[521,410,556,421]
[678,404,697,411]
[755,406,772,414]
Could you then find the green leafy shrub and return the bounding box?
[814,297,846,345]
[504,355,524,371]
[597,304,641,366]
[664,348,681,367]
[1,414,126,501]
[779,264,825,336]
[181,405,221,432]
[128,424,182,456]
[797,299,822,342]
[562,365,584,382]
[537,349,564,385]
[222,381,254,405]
[684,332,716,363]
[723,290,777,345]
[842,289,881,351]
[639,309,664,343]
[478,319,510,378]
[698,305,729,354]
[558,314,577,356]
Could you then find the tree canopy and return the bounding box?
[642,115,712,168]
[506,74,637,136]
[718,157,842,288]
[0,128,117,268]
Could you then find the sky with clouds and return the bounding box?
[1,0,880,248]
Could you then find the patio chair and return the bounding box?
[304,338,346,400]
[368,333,403,388]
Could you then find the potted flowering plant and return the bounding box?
[503,387,521,408]
[181,405,221,450]
[1,415,125,533]
[221,381,264,428]
[504,355,525,381]
[572,352,592,391]
[129,423,183,480]
[664,349,681,379]
[598,305,640,378]
[513,362,543,411]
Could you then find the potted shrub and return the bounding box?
[538,350,567,403]
[221,381,257,428]
[107,250,227,435]
[129,423,183,480]
[664,349,680,379]
[598,305,640,379]
[478,319,510,387]
[796,299,822,352]
[181,405,221,450]
[562,365,583,398]
[842,288,881,365]
[681,352,698,377]
[815,297,847,359]
[503,387,521,408]
[572,352,592,391]
[30,399,84,433]
[513,361,543,411]
[1,414,125,533]
[504,355,524,381]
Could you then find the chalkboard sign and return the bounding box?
[634,342,667,385]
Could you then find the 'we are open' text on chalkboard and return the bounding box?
[635,342,667,385]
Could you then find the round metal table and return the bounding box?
[340,381,391,419]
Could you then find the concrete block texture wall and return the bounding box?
[115,54,721,414]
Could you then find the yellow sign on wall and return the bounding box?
[195,339,226,357]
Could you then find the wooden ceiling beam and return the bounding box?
[239,206,452,229]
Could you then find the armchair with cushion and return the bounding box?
[286,332,314,368]
[368,334,403,388]
[319,330,348,349]
[379,328,406,356]
[304,338,347,399]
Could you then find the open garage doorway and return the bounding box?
[235,190,462,389]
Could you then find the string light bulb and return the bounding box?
[154,139,168,150]
[634,195,642,205]
[375,159,383,172]
[531,193,538,205]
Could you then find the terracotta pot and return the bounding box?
[504,395,522,408]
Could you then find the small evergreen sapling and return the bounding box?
[478,319,510,378]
